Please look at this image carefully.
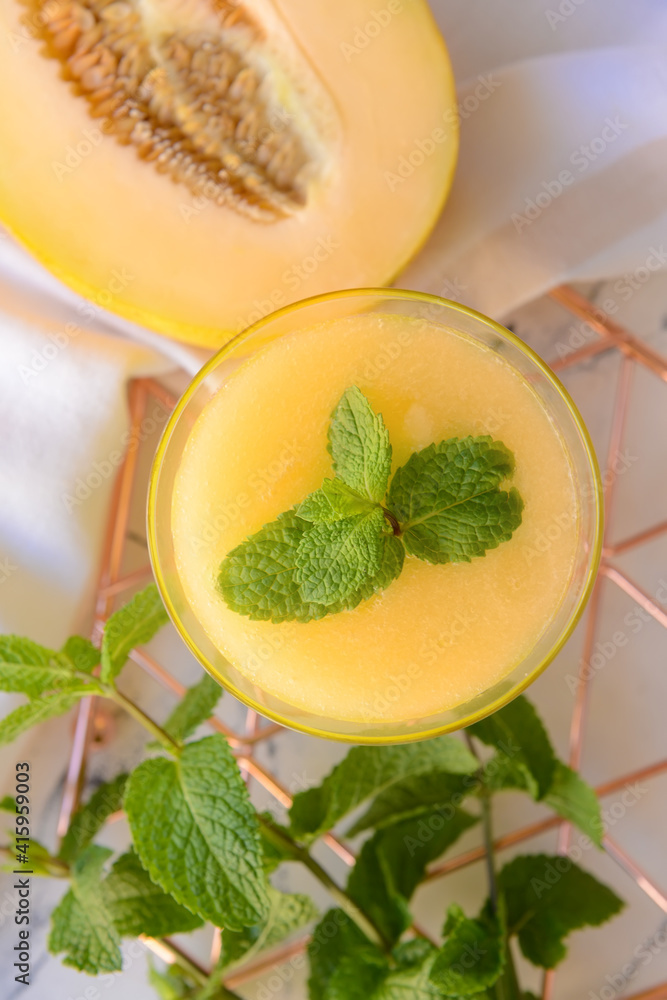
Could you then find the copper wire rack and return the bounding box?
[54,284,667,1000]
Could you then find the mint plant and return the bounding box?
[219,387,524,622]
[0,586,623,998]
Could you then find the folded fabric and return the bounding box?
[402,46,667,316]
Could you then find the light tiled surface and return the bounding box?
[1,279,666,1000]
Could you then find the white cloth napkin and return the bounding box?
[0,256,168,645]
[0,0,666,652]
[401,44,667,315]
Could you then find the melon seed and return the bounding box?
[25,0,313,219]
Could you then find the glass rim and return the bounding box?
[147,287,604,744]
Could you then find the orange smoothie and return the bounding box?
[171,313,578,723]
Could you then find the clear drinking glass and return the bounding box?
[148,289,602,743]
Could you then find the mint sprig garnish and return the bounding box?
[219,387,524,623]
[0,579,625,995]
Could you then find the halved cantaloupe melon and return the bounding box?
[0,0,458,347]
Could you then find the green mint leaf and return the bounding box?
[309,911,443,1000]
[124,734,269,930]
[375,944,443,1000]
[348,771,475,835]
[328,387,392,502]
[429,902,505,996]
[388,436,523,564]
[0,688,92,746]
[161,672,222,743]
[0,635,100,698]
[295,508,386,606]
[368,533,404,590]
[59,774,128,863]
[308,909,388,1000]
[148,961,192,1000]
[0,636,95,696]
[0,795,15,812]
[469,695,556,800]
[220,510,401,623]
[298,478,377,522]
[289,737,477,843]
[106,850,204,936]
[48,845,122,974]
[544,762,604,847]
[498,854,624,968]
[219,510,332,623]
[330,533,404,615]
[347,807,478,945]
[219,886,318,970]
[56,635,100,673]
[101,584,169,684]
[393,938,436,968]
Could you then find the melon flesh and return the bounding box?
[0,0,458,346]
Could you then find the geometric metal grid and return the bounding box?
[54,284,667,1000]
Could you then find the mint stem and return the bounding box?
[464,732,522,1000]
[101,693,390,954]
[105,686,182,756]
[259,816,391,952]
[382,508,401,536]
[153,937,243,1000]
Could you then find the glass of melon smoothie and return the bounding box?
[148,290,602,743]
